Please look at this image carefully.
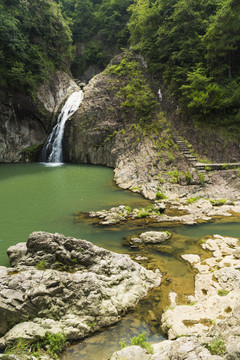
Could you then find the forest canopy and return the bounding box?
[128,0,240,129]
[0,0,239,130]
[0,0,72,93]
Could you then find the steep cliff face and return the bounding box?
[63,53,190,199]
[0,71,79,162]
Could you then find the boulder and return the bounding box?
[134,231,171,245]
[0,232,161,348]
[7,242,27,267]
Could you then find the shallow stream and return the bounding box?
[0,163,239,360]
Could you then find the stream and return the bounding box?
[0,163,239,359]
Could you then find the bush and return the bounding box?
[156,192,167,200]
[184,171,193,184]
[210,199,226,206]
[218,289,229,296]
[186,197,200,204]
[205,337,226,355]
[198,172,205,184]
[35,259,48,270]
[120,333,153,354]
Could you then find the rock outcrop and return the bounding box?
[63,53,190,200]
[0,71,79,162]
[63,53,240,201]
[0,231,161,350]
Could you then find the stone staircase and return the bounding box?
[172,132,240,172]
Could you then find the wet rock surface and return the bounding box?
[110,234,240,359]
[0,71,79,162]
[162,235,240,340]
[0,231,161,350]
[86,199,240,226]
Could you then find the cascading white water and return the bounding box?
[41,90,84,166]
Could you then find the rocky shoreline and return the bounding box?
[110,234,240,360]
[85,198,240,226]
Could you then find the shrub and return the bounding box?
[35,259,48,270]
[34,332,68,359]
[184,171,193,184]
[120,333,153,354]
[5,333,67,359]
[204,337,226,355]
[156,192,167,200]
[210,199,226,206]
[125,205,132,214]
[218,289,229,296]
[198,172,205,184]
[186,197,200,204]
[205,165,212,171]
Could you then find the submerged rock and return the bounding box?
[0,232,161,349]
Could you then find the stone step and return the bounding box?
[195,166,206,170]
[184,155,196,159]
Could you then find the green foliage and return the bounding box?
[218,289,229,296]
[198,172,205,184]
[184,171,193,185]
[136,210,150,219]
[156,192,167,200]
[210,199,227,206]
[35,259,49,270]
[60,0,134,77]
[204,337,226,355]
[168,169,181,183]
[33,332,67,359]
[186,197,200,204]
[128,0,240,130]
[125,205,132,214]
[135,204,162,218]
[5,338,31,357]
[205,165,212,171]
[87,322,96,328]
[0,0,72,93]
[120,333,153,354]
[107,52,157,124]
[4,333,67,360]
[168,169,193,184]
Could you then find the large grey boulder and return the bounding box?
[0,232,161,349]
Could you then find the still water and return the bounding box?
[0,163,150,266]
[0,163,239,360]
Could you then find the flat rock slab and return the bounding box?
[161,235,240,341]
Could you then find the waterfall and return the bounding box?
[41,90,84,166]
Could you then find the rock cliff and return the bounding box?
[64,53,191,199]
[0,71,79,162]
